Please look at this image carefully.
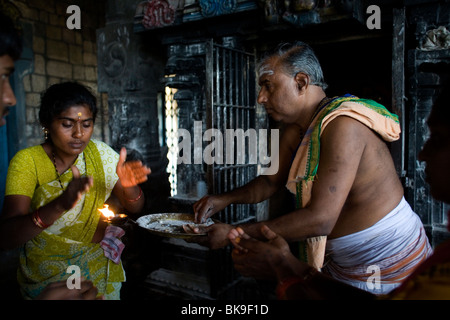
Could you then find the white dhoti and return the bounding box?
[322,197,433,295]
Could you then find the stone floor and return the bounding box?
[0,248,22,300]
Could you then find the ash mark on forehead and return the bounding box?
[258,63,274,77]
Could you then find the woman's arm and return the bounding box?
[0,166,93,250]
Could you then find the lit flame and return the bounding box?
[98,204,115,220]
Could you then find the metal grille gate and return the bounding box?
[205,40,258,297]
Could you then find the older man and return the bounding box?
[228,80,450,300]
[192,41,431,294]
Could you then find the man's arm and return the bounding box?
[242,116,367,241]
[194,124,302,223]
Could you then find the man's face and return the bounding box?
[0,54,17,127]
[418,112,450,204]
[256,57,303,124]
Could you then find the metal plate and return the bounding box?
[136,213,214,239]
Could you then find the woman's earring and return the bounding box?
[43,128,48,140]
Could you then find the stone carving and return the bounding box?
[292,0,316,11]
[101,42,127,78]
[199,0,237,18]
[263,0,279,24]
[98,26,130,81]
[141,0,176,28]
[421,26,450,51]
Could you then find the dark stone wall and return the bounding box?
[97,20,171,214]
[405,0,450,247]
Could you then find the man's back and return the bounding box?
[315,115,404,239]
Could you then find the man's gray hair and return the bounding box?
[258,41,328,90]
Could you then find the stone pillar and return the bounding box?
[97,1,170,212]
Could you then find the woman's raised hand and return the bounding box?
[116,147,151,187]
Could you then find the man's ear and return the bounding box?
[295,72,309,94]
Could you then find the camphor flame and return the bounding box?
[98,204,115,220]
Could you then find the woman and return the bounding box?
[0,82,151,299]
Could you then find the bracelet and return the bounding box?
[125,186,143,202]
[31,209,50,229]
[276,268,318,300]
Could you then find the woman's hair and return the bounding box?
[39,82,98,128]
[258,41,328,90]
[0,12,23,61]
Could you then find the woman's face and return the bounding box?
[48,104,94,157]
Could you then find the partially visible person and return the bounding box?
[191,41,431,294]
[0,10,23,301]
[228,80,450,300]
[0,81,151,300]
[0,11,20,126]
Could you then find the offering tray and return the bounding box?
[136,213,214,239]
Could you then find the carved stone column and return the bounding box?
[97,5,170,212]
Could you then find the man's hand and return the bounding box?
[229,225,292,279]
[186,223,234,249]
[193,195,229,223]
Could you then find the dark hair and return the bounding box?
[258,41,327,90]
[39,82,98,128]
[0,11,23,60]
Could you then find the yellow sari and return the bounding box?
[6,140,125,299]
